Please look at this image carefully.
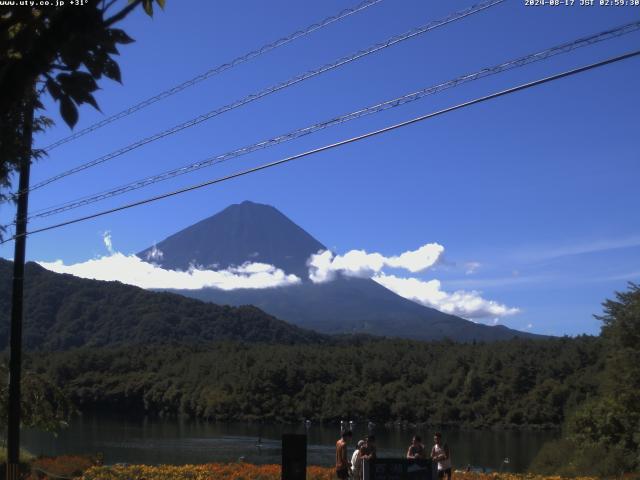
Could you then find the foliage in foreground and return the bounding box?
[0,363,74,433]
[531,284,640,477]
[78,463,605,480]
[0,447,34,464]
[26,455,100,480]
[0,0,165,221]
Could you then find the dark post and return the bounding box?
[282,434,306,480]
[6,92,34,480]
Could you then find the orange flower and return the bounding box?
[74,461,606,480]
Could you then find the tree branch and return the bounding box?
[102,0,119,13]
[104,0,143,27]
[50,63,73,71]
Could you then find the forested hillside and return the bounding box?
[0,259,327,348]
[25,336,602,429]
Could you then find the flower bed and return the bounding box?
[81,463,286,480]
[27,455,100,480]
[79,464,604,480]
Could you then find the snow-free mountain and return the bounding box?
[139,201,541,342]
[139,201,323,279]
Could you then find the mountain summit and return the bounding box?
[139,201,542,342]
[138,201,324,278]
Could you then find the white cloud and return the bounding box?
[308,243,444,283]
[386,244,445,272]
[465,261,481,275]
[38,253,301,290]
[102,231,114,255]
[145,244,164,262]
[372,273,520,319]
[307,250,336,283]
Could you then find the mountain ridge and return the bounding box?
[138,200,324,279]
[138,201,544,342]
[0,258,328,350]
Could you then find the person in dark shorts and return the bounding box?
[336,430,353,479]
[406,435,426,460]
[430,432,451,480]
[360,434,377,462]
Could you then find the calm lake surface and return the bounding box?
[23,416,558,473]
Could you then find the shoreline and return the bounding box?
[69,410,563,432]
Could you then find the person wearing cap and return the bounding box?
[351,439,365,480]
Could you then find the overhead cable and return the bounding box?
[3,48,638,244]
[25,0,504,194]
[22,20,640,222]
[41,0,385,152]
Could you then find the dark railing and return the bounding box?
[365,458,435,480]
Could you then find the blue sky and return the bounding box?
[1,0,639,336]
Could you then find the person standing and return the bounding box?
[360,434,377,480]
[430,432,452,480]
[336,430,353,480]
[406,435,426,460]
[351,439,365,480]
[361,434,377,462]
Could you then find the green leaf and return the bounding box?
[58,39,85,70]
[60,84,101,112]
[46,78,61,100]
[103,57,122,83]
[109,28,134,45]
[143,0,153,16]
[74,71,99,92]
[59,96,78,128]
[101,40,119,55]
[156,0,165,9]
[83,93,101,111]
[57,71,98,94]
[84,53,103,79]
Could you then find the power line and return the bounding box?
[24,0,504,195]
[40,0,385,152]
[20,20,640,223]
[3,48,638,245]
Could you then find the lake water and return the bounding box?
[23,416,557,473]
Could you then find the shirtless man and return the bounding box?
[336,430,353,479]
[430,432,452,480]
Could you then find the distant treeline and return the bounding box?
[24,335,602,429]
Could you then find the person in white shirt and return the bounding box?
[430,432,452,480]
[351,440,365,480]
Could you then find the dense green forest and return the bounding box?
[0,260,327,348]
[24,336,602,429]
[530,283,640,477]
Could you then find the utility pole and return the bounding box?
[6,91,35,480]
